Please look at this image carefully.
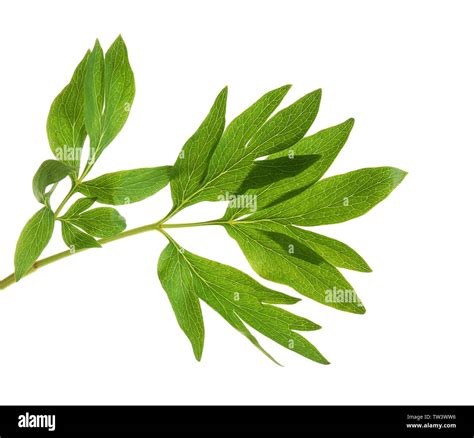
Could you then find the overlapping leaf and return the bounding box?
[170,87,322,209]
[47,50,90,173]
[85,36,135,163]
[225,118,355,219]
[158,243,328,364]
[225,221,365,314]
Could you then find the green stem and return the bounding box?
[0,219,234,291]
[161,219,228,229]
[0,222,158,291]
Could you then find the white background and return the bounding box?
[0,0,473,405]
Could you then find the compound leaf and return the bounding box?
[226,221,365,314]
[158,242,327,364]
[225,118,355,219]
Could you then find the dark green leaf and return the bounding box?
[32,160,73,205]
[14,207,55,281]
[78,166,171,205]
[236,155,320,193]
[47,50,90,172]
[248,167,407,225]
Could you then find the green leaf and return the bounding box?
[182,85,291,206]
[77,166,171,205]
[170,87,227,207]
[101,35,135,151]
[84,39,105,156]
[47,50,90,173]
[14,207,55,281]
[158,243,205,360]
[62,197,96,218]
[64,207,126,238]
[273,224,371,272]
[85,36,135,163]
[245,89,321,156]
[226,221,365,314]
[225,118,355,219]
[61,222,101,251]
[32,160,74,205]
[248,167,407,226]
[158,242,327,364]
[236,155,320,193]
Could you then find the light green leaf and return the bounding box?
[158,242,327,364]
[248,167,407,226]
[225,118,355,219]
[274,225,372,272]
[61,222,101,251]
[158,243,205,360]
[84,39,105,155]
[183,85,291,206]
[65,207,126,238]
[14,207,55,281]
[245,89,321,156]
[101,35,135,151]
[32,160,74,205]
[84,36,135,163]
[47,50,90,172]
[170,87,227,207]
[226,221,365,314]
[77,166,171,205]
[62,197,96,219]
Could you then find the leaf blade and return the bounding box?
[160,242,327,364]
[158,243,205,360]
[77,166,171,205]
[66,207,126,238]
[14,207,55,281]
[47,50,90,172]
[170,87,227,207]
[32,160,73,205]
[248,167,407,225]
[226,222,365,314]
